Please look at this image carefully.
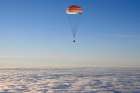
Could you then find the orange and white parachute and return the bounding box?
[66,5,83,43]
[66,5,83,15]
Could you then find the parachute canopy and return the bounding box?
[66,5,83,15]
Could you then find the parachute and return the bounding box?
[66,5,83,43]
[66,5,83,15]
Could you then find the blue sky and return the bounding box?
[0,0,140,68]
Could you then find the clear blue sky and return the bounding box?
[0,0,140,68]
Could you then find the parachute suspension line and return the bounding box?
[72,27,77,43]
[67,14,81,43]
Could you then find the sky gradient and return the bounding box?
[0,0,140,68]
